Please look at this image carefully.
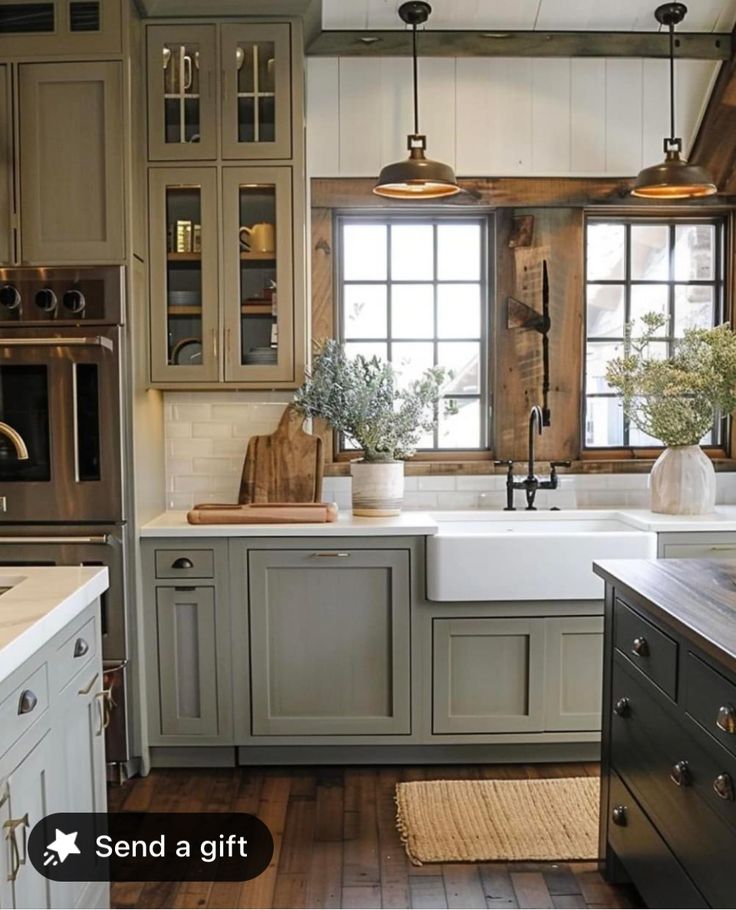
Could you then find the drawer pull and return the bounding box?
[73,637,89,658]
[670,760,691,787]
[171,557,194,570]
[310,552,351,558]
[611,805,627,826]
[3,812,29,881]
[716,704,736,734]
[613,697,631,718]
[17,689,37,715]
[631,636,649,657]
[713,773,735,801]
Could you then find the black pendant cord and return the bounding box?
[412,22,419,136]
[668,21,676,141]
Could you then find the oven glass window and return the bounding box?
[0,365,50,481]
[76,363,101,482]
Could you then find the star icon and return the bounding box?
[44,829,81,865]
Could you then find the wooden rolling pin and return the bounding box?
[187,502,339,525]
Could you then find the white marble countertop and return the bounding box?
[0,566,109,683]
[140,506,736,537]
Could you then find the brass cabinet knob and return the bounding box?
[631,636,649,657]
[612,805,627,826]
[713,773,735,801]
[716,704,736,734]
[614,697,631,717]
[670,760,691,787]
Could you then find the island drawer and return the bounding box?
[607,771,706,909]
[154,547,215,579]
[0,663,49,757]
[614,598,678,699]
[684,652,736,759]
[56,614,97,691]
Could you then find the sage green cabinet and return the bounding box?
[18,61,125,264]
[544,616,604,731]
[248,549,412,736]
[0,64,12,265]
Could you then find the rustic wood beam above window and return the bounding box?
[307,29,730,59]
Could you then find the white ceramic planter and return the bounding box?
[649,445,716,515]
[351,461,404,516]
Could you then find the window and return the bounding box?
[337,215,490,452]
[584,218,725,449]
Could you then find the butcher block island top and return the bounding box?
[594,558,736,673]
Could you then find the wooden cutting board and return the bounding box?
[188,502,338,524]
[238,405,323,504]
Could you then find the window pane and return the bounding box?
[674,285,715,336]
[587,284,624,338]
[629,420,663,447]
[344,341,387,362]
[391,284,434,339]
[343,224,386,280]
[437,224,481,280]
[343,285,387,339]
[392,341,434,388]
[674,224,715,281]
[439,398,481,448]
[587,223,624,280]
[439,342,480,395]
[438,285,481,339]
[630,284,668,335]
[585,397,624,447]
[586,342,622,393]
[630,224,669,280]
[391,224,433,280]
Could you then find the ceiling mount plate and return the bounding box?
[654,3,687,27]
[398,1,431,27]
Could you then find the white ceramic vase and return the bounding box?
[351,461,404,516]
[649,445,716,515]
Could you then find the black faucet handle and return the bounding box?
[494,459,514,474]
[550,460,572,468]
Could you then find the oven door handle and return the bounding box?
[0,535,110,544]
[0,337,114,351]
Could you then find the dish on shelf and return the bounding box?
[171,337,203,365]
[168,290,202,307]
[243,346,277,365]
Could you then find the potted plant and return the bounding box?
[606,313,736,515]
[294,341,450,516]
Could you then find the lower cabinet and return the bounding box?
[432,614,603,735]
[248,548,411,736]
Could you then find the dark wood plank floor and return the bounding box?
[108,763,642,910]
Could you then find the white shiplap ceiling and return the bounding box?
[322,0,736,32]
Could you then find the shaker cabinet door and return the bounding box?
[0,65,12,265]
[544,616,604,731]
[248,549,412,736]
[18,61,125,264]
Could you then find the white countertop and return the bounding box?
[0,566,109,682]
[140,506,736,538]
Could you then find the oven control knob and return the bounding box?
[35,288,57,313]
[0,285,20,310]
[63,288,86,314]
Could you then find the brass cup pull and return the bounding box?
[611,805,627,826]
[631,636,649,657]
[714,773,735,801]
[670,760,691,787]
[716,704,736,734]
[73,637,89,658]
[17,689,37,715]
[613,697,631,718]
[171,556,194,570]
[3,812,29,882]
[95,688,114,736]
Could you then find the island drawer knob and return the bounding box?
[17,690,37,715]
[73,637,89,658]
[613,697,631,717]
[631,637,649,657]
[670,760,691,787]
[716,704,736,734]
[172,556,194,570]
[611,806,627,826]
[713,773,735,801]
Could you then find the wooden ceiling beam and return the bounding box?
[307,29,731,59]
[690,48,736,193]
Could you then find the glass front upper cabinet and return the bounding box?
[222,167,293,382]
[221,24,292,160]
[149,168,219,383]
[147,25,217,160]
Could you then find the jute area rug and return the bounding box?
[395,777,600,865]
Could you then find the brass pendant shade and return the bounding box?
[373,2,459,199]
[631,3,717,199]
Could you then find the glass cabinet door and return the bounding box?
[147,25,217,161]
[149,168,219,383]
[221,24,292,161]
[222,167,294,382]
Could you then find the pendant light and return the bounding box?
[632,3,717,198]
[373,1,460,199]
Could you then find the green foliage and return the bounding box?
[293,340,453,461]
[605,313,736,446]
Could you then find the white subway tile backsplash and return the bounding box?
[167,438,213,458]
[417,476,457,492]
[192,422,233,438]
